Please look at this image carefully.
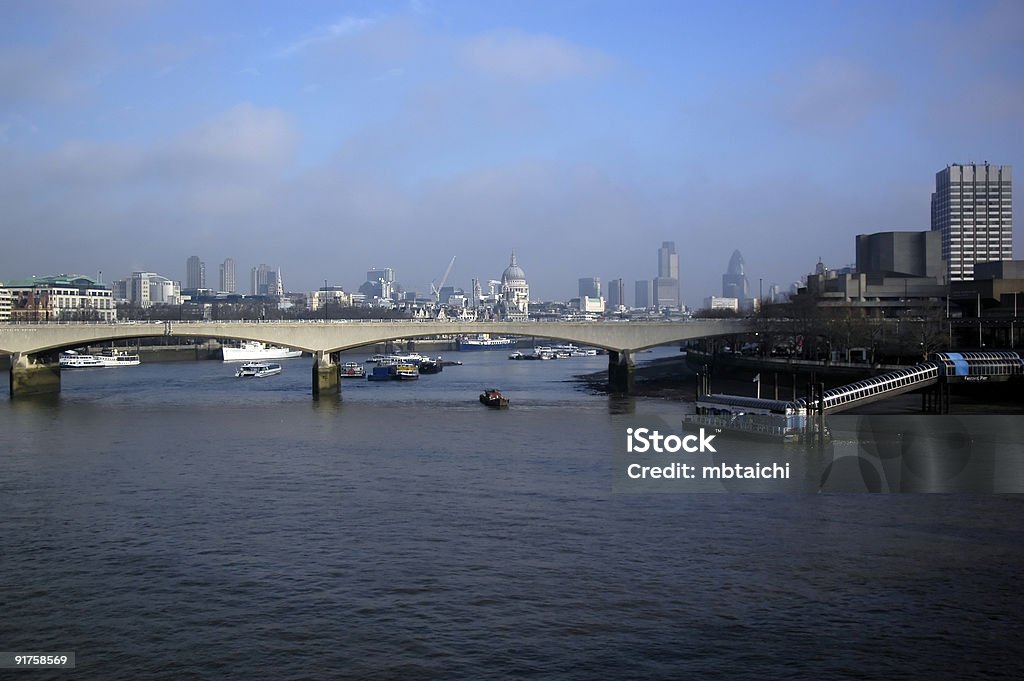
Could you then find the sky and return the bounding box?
[1,0,1022,306]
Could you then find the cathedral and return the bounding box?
[499,253,529,321]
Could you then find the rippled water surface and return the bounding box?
[2,348,1022,679]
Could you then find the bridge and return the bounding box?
[0,319,752,398]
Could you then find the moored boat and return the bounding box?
[394,363,419,380]
[235,362,282,377]
[340,362,365,378]
[479,388,509,408]
[222,340,302,362]
[418,358,443,374]
[60,349,141,368]
[457,335,515,351]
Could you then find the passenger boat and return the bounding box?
[235,362,283,378]
[456,335,515,351]
[60,349,141,368]
[340,362,365,378]
[222,340,302,362]
[479,388,509,408]
[394,363,419,380]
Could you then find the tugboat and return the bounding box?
[419,357,443,374]
[479,388,509,409]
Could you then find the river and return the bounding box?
[1,347,1022,679]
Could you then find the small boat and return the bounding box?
[509,351,524,360]
[394,363,419,380]
[418,358,443,374]
[479,388,509,408]
[340,362,365,378]
[235,362,282,377]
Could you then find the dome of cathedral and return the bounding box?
[502,253,526,283]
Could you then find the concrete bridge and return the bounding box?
[0,319,752,398]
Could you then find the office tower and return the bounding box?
[607,278,625,309]
[251,264,275,296]
[578,277,601,299]
[219,258,236,293]
[361,267,395,300]
[855,231,944,279]
[655,241,680,309]
[634,280,651,308]
[931,163,1012,281]
[722,250,750,299]
[186,255,205,290]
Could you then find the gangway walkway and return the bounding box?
[799,351,1024,414]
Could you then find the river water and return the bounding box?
[1,348,1022,679]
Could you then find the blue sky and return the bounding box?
[2,0,1021,304]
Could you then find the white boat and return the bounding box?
[60,350,141,368]
[340,362,365,378]
[235,362,282,377]
[222,340,302,362]
[375,353,426,366]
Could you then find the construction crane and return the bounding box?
[430,256,457,303]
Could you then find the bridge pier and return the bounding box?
[608,350,635,394]
[9,351,61,398]
[312,351,340,400]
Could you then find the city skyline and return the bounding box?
[1,1,1020,305]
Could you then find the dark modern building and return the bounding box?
[607,278,625,309]
[578,277,601,299]
[721,249,749,299]
[186,255,205,290]
[855,231,945,280]
[634,280,651,308]
[931,163,1012,281]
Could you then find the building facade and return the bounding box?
[607,278,625,309]
[117,272,182,308]
[578,277,601,300]
[634,280,651,308]
[251,264,275,296]
[1,275,117,321]
[219,258,236,294]
[931,163,1012,281]
[656,241,680,309]
[855,231,945,280]
[0,287,12,322]
[186,256,206,290]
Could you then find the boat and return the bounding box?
[222,340,302,362]
[340,362,365,378]
[60,349,141,368]
[418,358,443,374]
[374,353,426,366]
[235,362,282,377]
[394,363,420,380]
[509,351,525,360]
[367,365,396,381]
[479,388,509,408]
[456,335,516,351]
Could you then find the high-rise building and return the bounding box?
[722,250,750,299]
[655,241,680,309]
[219,258,236,293]
[931,163,1012,281]
[360,267,395,300]
[607,278,625,309]
[251,264,275,296]
[634,280,651,308]
[186,256,205,290]
[578,277,601,299]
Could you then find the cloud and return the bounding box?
[274,16,376,58]
[774,57,893,131]
[460,29,612,83]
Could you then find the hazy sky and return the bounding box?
[2,0,1021,305]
